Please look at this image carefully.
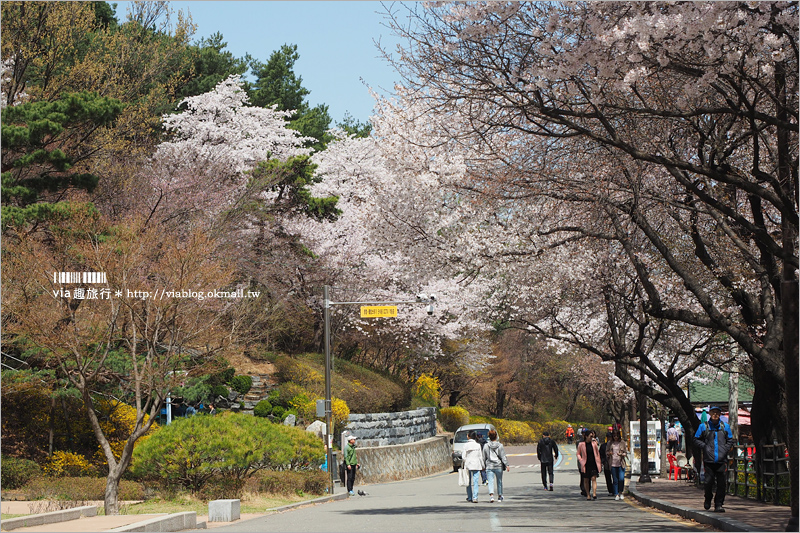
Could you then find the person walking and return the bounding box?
[344,435,361,496]
[463,431,485,503]
[483,429,510,503]
[565,424,575,445]
[667,423,680,455]
[694,406,733,512]
[476,431,489,485]
[607,430,627,500]
[536,431,559,491]
[577,430,602,500]
[599,431,614,495]
[577,428,589,495]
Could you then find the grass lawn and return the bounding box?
[119,492,315,516]
[1,514,27,519]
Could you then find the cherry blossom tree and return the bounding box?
[373,2,797,515]
[147,74,313,222]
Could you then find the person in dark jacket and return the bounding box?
[694,406,733,512]
[477,432,489,484]
[599,431,614,495]
[537,431,559,491]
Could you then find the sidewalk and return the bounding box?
[0,494,347,532]
[628,477,795,532]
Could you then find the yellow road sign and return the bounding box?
[360,305,398,318]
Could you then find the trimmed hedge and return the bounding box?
[17,476,144,501]
[1,455,42,489]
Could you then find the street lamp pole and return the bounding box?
[323,285,334,495]
[321,285,436,494]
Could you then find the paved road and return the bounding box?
[207,446,710,532]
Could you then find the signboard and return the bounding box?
[360,305,398,318]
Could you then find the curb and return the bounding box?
[628,479,760,532]
[109,511,197,532]
[265,492,350,513]
[1,505,97,531]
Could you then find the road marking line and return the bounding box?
[490,511,502,531]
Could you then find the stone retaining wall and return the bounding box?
[352,435,452,484]
[345,407,436,447]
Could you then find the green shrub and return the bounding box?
[254,400,272,418]
[267,389,281,406]
[131,413,324,494]
[210,385,229,399]
[207,367,235,387]
[172,378,211,404]
[229,375,252,395]
[1,455,42,489]
[271,405,285,419]
[18,476,144,500]
[440,406,469,432]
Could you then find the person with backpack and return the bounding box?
[694,406,733,512]
[483,429,510,503]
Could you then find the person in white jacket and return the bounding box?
[463,431,486,503]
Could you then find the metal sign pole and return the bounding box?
[323,285,334,494]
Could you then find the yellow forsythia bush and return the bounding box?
[440,406,469,432]
[43,451,96,477]
[493,419,536,445]
[413,373,441,406]
[93,399,158,469]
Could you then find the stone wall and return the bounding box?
[345,407,437,447]
[349,435,452,485]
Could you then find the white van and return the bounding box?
[449,423,497,471]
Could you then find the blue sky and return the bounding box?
[130,2,406,124]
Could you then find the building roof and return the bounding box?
[688,372,754,404]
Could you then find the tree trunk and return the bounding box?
[564,389,580,420]
[728,366,739,444]
[448,390,461,407]
[495,387,506,419]
[104,472,120,516]
[48,394,56,456]
[782,279,799,527]
[638,387,651,482]
[775,46,798,530]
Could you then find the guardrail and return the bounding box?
[727,443,791,506]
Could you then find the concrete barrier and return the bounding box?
[354,434,452,484]
[209,499,240,522]
[110,511,197,532]
[1,505,97,531]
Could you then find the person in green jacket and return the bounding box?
[344,435,360,496]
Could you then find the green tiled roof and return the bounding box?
[688,372,754,404]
